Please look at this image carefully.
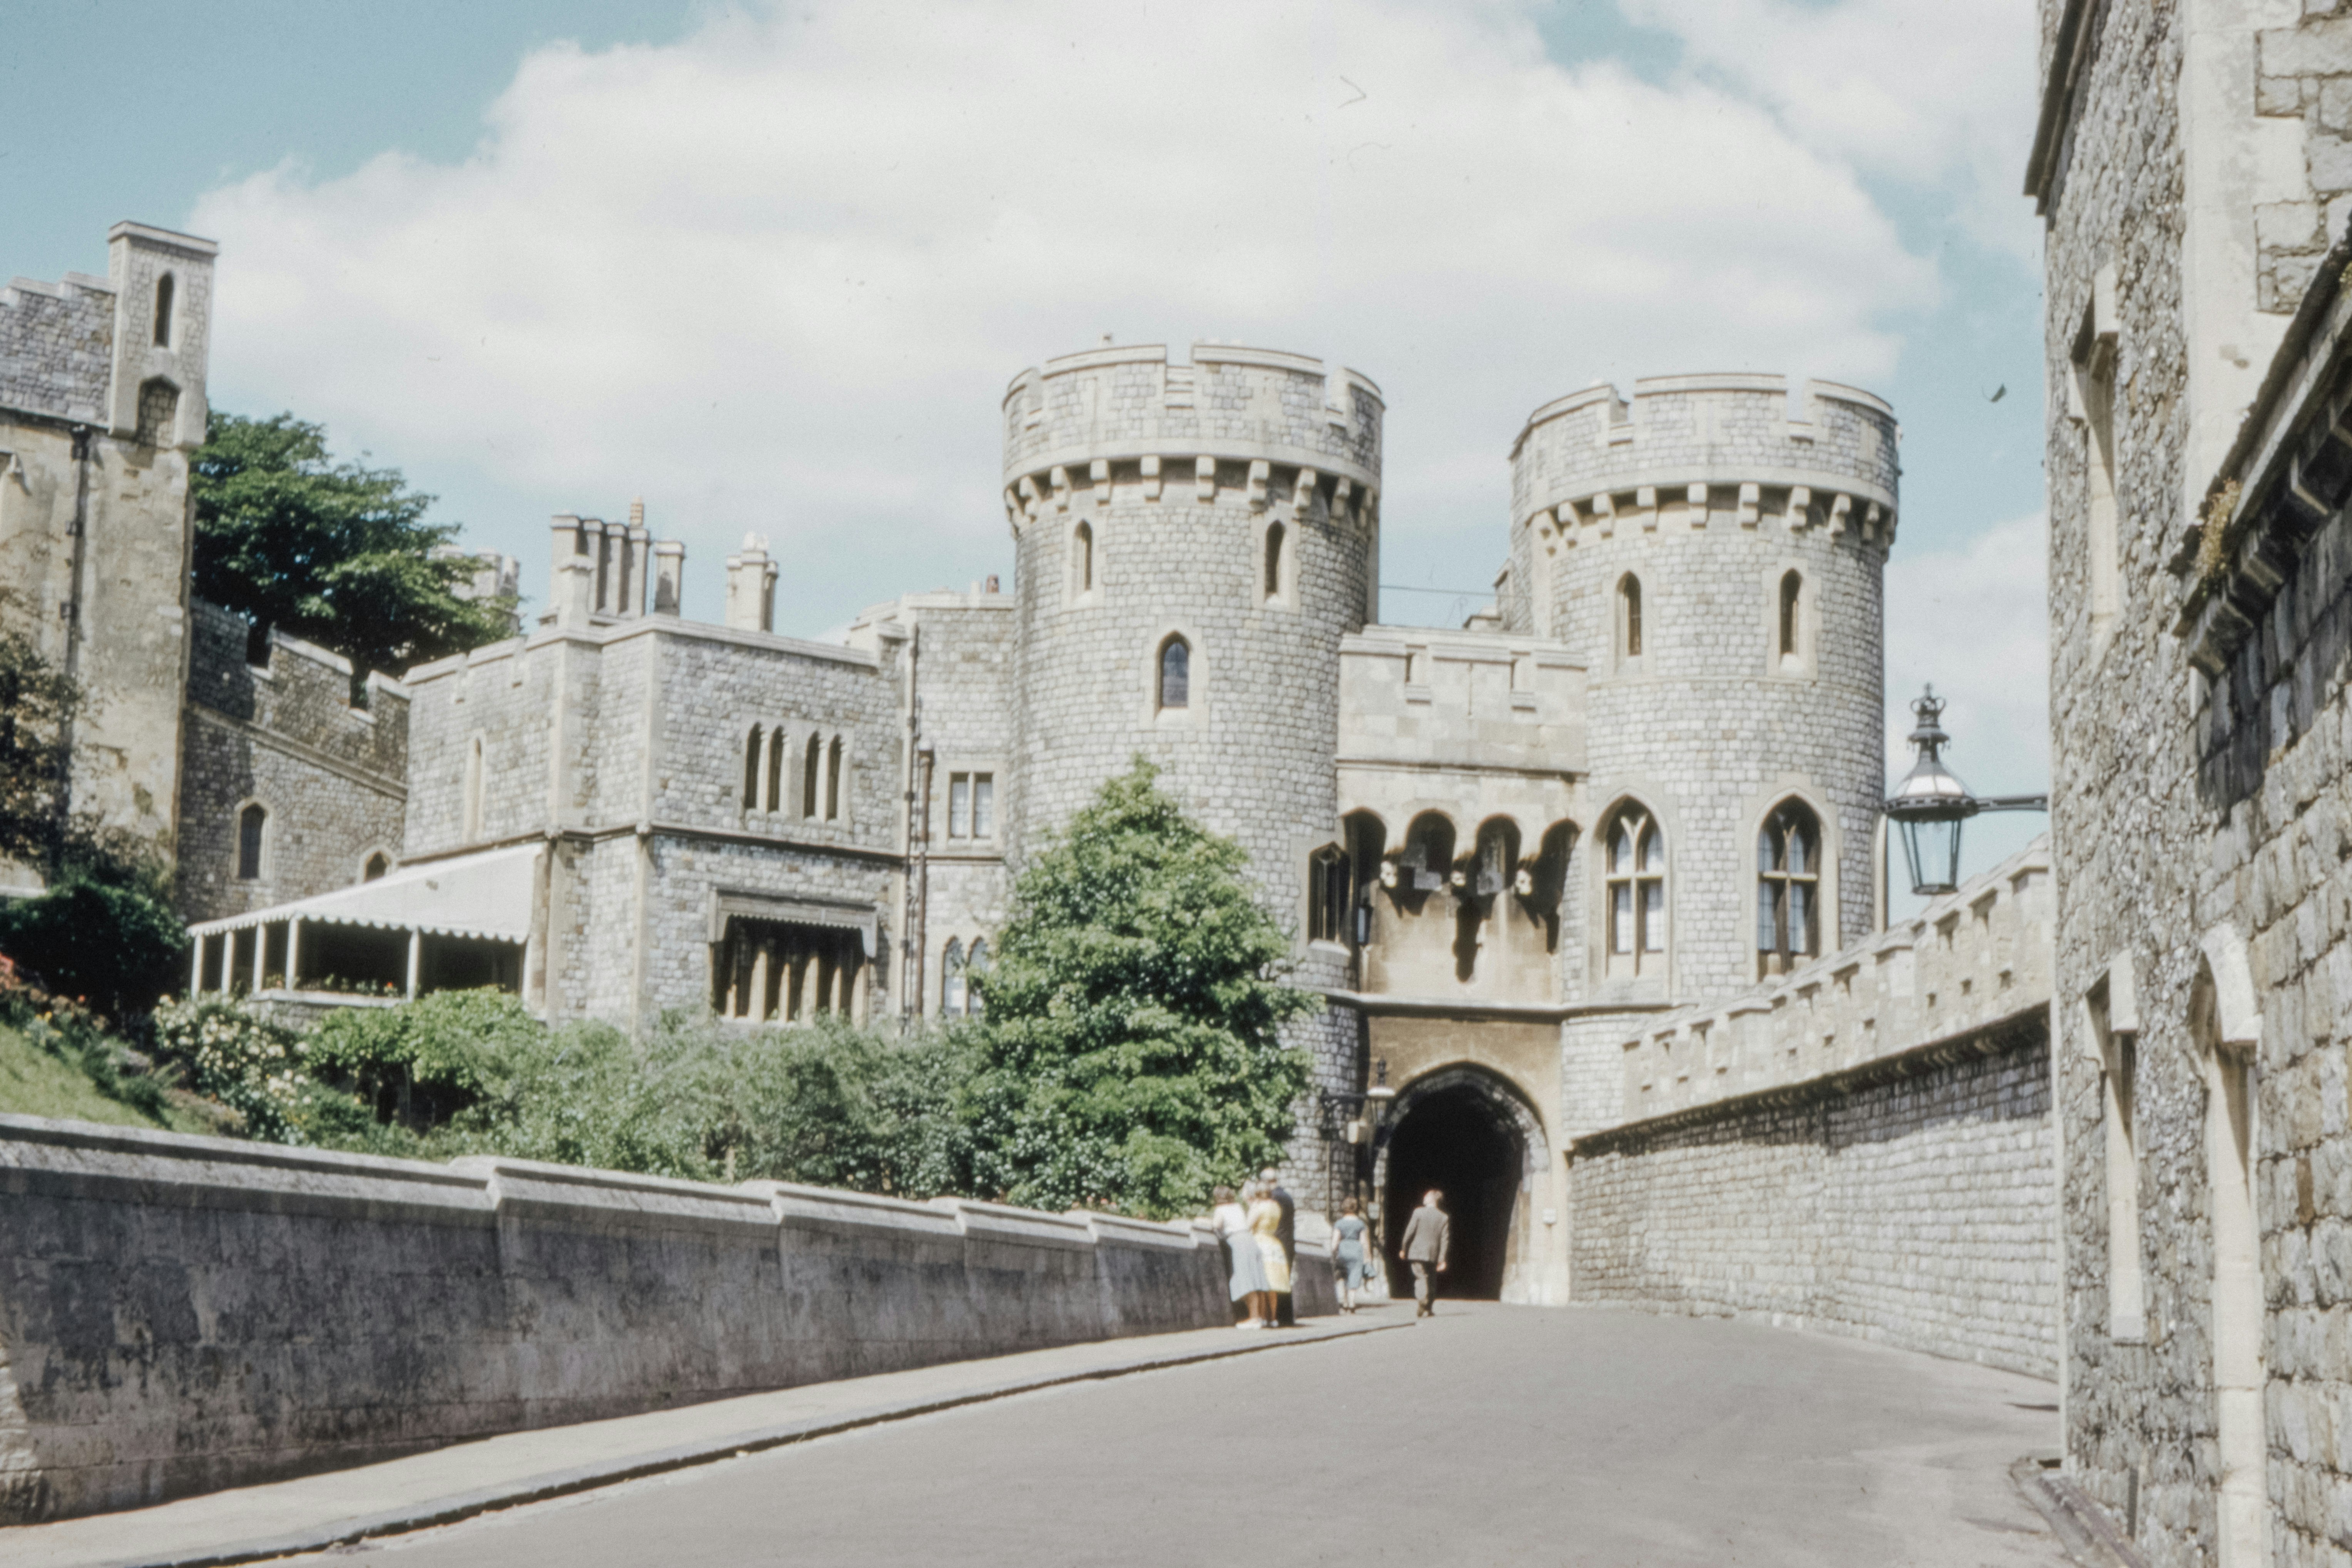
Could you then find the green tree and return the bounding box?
[965,758,1317,1218]
[0,596,81,872]
[192,413,514,694]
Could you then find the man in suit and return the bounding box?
[1398,1189,1450,1317]
[1259,1166,1298,1326]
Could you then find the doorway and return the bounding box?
[1382,1081,1526,1300]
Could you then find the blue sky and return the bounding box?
[4,0,2051,894]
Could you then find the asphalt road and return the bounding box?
[292,1305,2069,1568]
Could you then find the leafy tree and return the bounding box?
[964,758,1317,1219]
[0,879,187,1022]
[191,413,514,694]
[0,596,82,872]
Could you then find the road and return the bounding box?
[290,1305,2068,1568]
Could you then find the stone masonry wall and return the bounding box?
[1571,1021,2055,1378]
[1005,343,1383,1206]
[0,1113,1240,1524]
[0,273,112,419]
[1506,377,1891,1036]
[176,602,408,923]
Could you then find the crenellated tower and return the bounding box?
[1001,342,1383,913]
[1504,373,1895,1008]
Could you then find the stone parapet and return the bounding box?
[1000,341,1383,528]
[1611,838,2053,1122]
[1509,374,1899,552]
[0,1114,1252,1523]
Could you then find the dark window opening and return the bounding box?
[1779,571,1802,661]
[1620,574,1643,658]
[825,736,843,820]
[237,804,266,881]
[1264,521,1285,601]
[153,274,174,347]
[1159,637,1190,710]
[742,726,763,809]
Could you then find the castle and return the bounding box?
[1,224,1910,1307]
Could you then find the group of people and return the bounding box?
[1210,1175,1451,1326]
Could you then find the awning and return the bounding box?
[708,890,880,957]
[189,845,540,944]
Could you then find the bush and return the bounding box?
[307,988,545,1131]
[150,996,316,1143]
[0,876,187,1022]
[0,953,175,1122]
[428,1012,974,1196]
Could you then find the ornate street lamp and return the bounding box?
[1320,1058,1397,1219]
[1884,686,2048,897]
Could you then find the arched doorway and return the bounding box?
[1378,1070,1540,1301]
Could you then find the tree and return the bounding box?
[0,596,81,872]
[964,758,1318,1219]
[191,413,514,694]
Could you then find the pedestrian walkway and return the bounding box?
[8,1313,1404,1568]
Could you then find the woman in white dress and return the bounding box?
[1212,1183,1272,1328]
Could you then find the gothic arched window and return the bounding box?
[966,939,989,1018]
[803,733,822,820]
[1757,800,1822,977]
[766,727,786,812]
[825,736,843,820]
[942,938,966,1017]
[1159,636,1190,710]
[1603,805,1664,974]
[742,726,763,810]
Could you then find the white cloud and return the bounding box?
[190,0,1937,626]
[1620,0,2042,259]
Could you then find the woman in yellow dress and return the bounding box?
[1247,1182,1291,1320]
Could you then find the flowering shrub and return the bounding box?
[151,997,313,1143]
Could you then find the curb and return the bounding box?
[2010,1456,2149,1568]
[57,1317,1410,1568]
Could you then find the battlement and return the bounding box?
[0,222,215,446]
[1610,838,2051,1126]
[1000,342,1383,521]
[1510,373,1900,551]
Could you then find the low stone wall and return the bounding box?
[0,1115,1305,1523]
[1569,1014,2056,1378]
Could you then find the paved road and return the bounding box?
[294,1306,2067,1568]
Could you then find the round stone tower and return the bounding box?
[1506,373,1895,1006]
[1001,342,1383,917]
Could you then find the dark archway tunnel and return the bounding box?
[1381,1084,1525,1301]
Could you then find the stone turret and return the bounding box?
[1000,341,1384,899]
[1504,373,1896,1004]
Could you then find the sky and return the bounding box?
[2,0,2052,902]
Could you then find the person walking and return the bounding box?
[1212,1185,1272,1328]
[1398,1188,1450,1318]
[1332,1196,1373,1313]
[1258,1166,1297,1326]
[1247,1181,1291,1325]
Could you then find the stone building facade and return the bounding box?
[2030,0,2352,1563]
[0,222,215,875]
[176,601,409,926]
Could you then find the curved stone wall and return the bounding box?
[1002,343,1382,915]
[1504,375,1895,1004]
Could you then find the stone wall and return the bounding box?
[0,1112,1264,1524]
[176,602,409,923]
[1571,1019,2055,1378]
[1569,841,2058,1374]
[1505,375,1893,1014]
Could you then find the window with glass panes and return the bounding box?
[948,772,994,839]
